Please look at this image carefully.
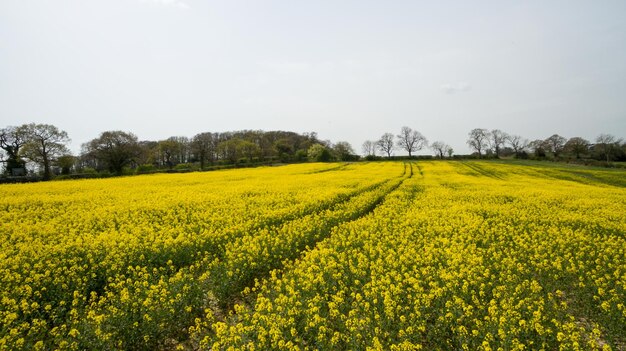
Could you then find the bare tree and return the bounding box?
[564,137,589,159]
[396,126,427,157]
[446,146,454,158]
[21,123,70,180]
[595,134,617,162]
[489,129,508,157]
[361,140,376,156]
[507,135,528,156]
[377,133,395,158]
[430,141,448,159]
[467,128,490,158]
[545,134,567,157]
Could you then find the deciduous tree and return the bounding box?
[430,141,449,159]
[545,134,567,158]
[191,132,217,169]
[396,126,427,157]
[564,137,589,159]
[21,123,70,180]
[56,154,76,175]
[528,139,549,158]
[489,129,508,157]
[446,146,454,158]
[158,139,180,169]
[0,125,29,175]
[467,128,490,158]
[595,134,618,162]
[362,140,376,156]
[83,131,141,175]
[333,141,355,161]
[307,143,332,162]
[507,135,528,156]
[239,140,260,162]
[377,133,395,158]
[218,138,243,164]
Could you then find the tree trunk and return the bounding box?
[43,155,50,180]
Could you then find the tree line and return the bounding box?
[364,127,626,164]
[463,128,626,163]
[0,124,360,179]
[1,123,625,181]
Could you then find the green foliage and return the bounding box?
[307,143,332,162]
[83,131,141,175]
[294,149,308,162]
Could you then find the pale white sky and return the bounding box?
[1,0,625,155]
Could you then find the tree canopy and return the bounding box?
[396,126,428,157]
[82,131,141,175]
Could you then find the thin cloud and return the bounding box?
[441,82,471,94]
[139,0,190,9]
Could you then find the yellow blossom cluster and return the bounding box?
[203,161,626,350]
[0,162,405,350]
[2,160,625,350]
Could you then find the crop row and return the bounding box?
[0,162,407,350]
[201,161,626,350]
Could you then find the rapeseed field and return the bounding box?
[1,161,625,350]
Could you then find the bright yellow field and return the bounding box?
[1,161,625,350]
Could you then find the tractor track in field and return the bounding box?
[209,162,419,318]
[1,163,411,351]
[56,174,404,300]
[455,161,507,180]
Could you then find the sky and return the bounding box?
[1,0,625,156]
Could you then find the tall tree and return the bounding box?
[545,134,567,158]
[0,125,29,175]
[307,143,332,162]
[158,139,180,169]
[83,131,140,175]
[21,123,70,180]
[239,140,260,162]
[361,140,376,156]
[430,141,448,159]
[169,136,190,164]
[507,135,528,156]
[446,145,454,158]
[136,140,159,166]
[56,154,76,175]
[191,132,217,169]
[274,138,294,157]
[333,141,355,161]
[396,126,427,157]
[595,134,617,162]
[377,133,395,158]
[528,139,549,158]
[217,138,244,163]
[489,129,508,158]
[564,137,589,159]
[467,128,490,158]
